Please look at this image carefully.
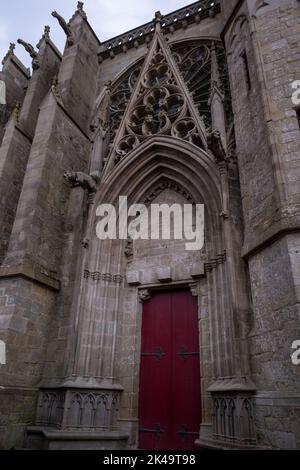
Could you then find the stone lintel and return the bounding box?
[0,262,60,291]
[207,377,257,393]
[190,262,205,279]
[126,271,141,286]
[156,267,172,283]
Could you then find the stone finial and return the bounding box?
[2,43,15,65]
[44,25,50,39]
[9,42,15,54]
[154,11,163,31]
[52,11,74,46]
[77,2,87,18]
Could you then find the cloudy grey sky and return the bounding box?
[0,0,191,69]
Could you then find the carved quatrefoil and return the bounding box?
[127,86,185,137]
[143,63,171,88]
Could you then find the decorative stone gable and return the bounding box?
[103,30,208,174]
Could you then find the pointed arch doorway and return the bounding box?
[138,288,201,450]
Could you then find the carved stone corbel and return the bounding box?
[124,239,133,262]
[138,289,151,303]
[52,11,74,46]
[189,282,199,297]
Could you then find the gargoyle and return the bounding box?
[17,39,39,69]
[63,171,100,193]
[52,11,74,46]
[207,129,227,163]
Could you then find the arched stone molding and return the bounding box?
[37,136,254,447]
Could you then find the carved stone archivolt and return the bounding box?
[142,180,194,205]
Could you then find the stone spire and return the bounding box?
[210,41,222,91]
[208,41,226,150]
[43,25,51,40]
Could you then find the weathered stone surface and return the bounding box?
[0,0,299,450]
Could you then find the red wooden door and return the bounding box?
[138,289,201,450]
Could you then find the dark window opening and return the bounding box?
[296,108,300,131]
[242,51,251,91]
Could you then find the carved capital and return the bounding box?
[139,289,151,303]
[189,282,199,297]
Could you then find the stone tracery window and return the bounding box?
[107,38,233,165]
[171,40,233,130]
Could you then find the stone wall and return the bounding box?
[223,0,300,449]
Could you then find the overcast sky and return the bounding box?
[0,0,191,69]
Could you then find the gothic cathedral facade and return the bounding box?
[0,0,299,450]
